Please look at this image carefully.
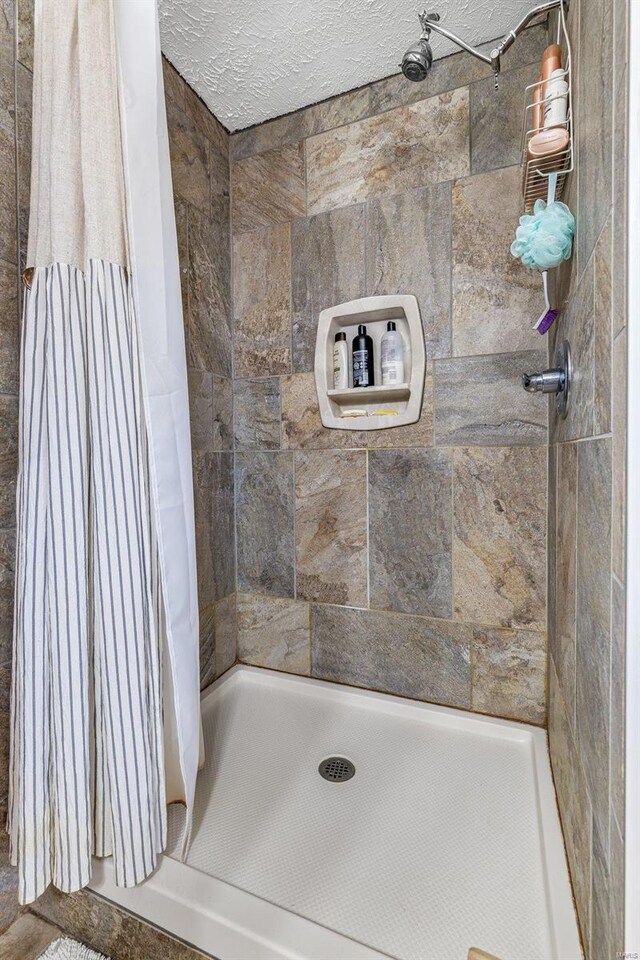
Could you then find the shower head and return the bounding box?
[400,3,568,87]
[401,36,433,81]
[400,11,438,82]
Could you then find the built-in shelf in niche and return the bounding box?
[314,295,425,431]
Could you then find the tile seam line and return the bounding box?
[230,161,525,240]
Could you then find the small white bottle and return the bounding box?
[543,68,569,129]
[333,331,349,389]
[381,321,405,386]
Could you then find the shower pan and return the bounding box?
[89,666,581,960]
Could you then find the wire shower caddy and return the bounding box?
[520,1,573,211]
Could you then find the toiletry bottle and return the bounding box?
[352,324,374,387]
[381,321,405,385]
[540,43,562,97]
[543,68,568,128]
[531,76,543,131]
[333,331,349,389]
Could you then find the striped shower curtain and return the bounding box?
[8,0,200,904]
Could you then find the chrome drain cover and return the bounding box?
[318,756,355,782]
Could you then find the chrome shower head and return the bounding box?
[400,36,433,81]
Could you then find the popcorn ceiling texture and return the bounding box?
[158,0,536,130]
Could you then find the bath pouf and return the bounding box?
[510,199,575,271]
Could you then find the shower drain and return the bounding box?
[318,756,355,782]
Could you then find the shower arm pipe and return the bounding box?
[419,0,567,78]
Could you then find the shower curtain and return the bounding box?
[8,0,200,904]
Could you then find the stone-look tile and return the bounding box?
[0,805,19,933]
[367,25,548,117]
[237,593,310,674]
[187,208,232,378]
[548,662,592,939]
[0,397,18,529]
[16,62,32,272]
[231,142,305,235]
[162,56,186,111]
[551,257,595,443]
[0,261,18,394]
[306,88,470,217]
[547,443,557,653]
[453,446,546,630]
[16,0,32,71]
[594,215,612,435]
[0,913,61,958]
[166,97,210,218]
[369,448,452,618]
[212,375,233,452]
[312,604,471,708]
[183,83,229,160]
[233,222,291,378]
[295,450,367,607]
[0,528,15,667]
[192,452,235,609]
[304,87,371,137]
[184,89,229,227]
[610,575,625,840]
[611,57,627,341]
[472,627,546,724]
[32,888,211,960]
[201,593,237,688]
[233,378,281,450]
[470,63,539,174]
[199,603,216,688]
[609,811,625,958]
[553,442,577,721]
[366,365,435,449]
[214,593,237,679]
[236,452,295,598]
[231,112,306,162]
[612,329,626,582]
[577,0,613,271]
[0,1,13,135]
[188,368,213,451]
[0,124,16,266]
[281,372,365,450]
[452,167,541,356]
[365,183,451,359]
[434,350,548,447]
[0,664,9,801]
[174,201,190,332]
[291,205,365,373]
[590,817,611,960]
[576,437,612,853]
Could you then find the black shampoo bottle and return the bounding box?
[352,324,374,387]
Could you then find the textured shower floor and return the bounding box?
[165,666,579,960]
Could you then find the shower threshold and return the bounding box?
[89,665,581,960]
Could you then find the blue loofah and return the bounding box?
[510,199,575,271]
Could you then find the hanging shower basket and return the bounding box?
[520,2,573,212]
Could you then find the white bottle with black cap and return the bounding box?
[381,321,405,385]
[333,331,349,389]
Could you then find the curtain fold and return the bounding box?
[9,0,200,904]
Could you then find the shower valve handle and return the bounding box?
[521,368,565,394]
[522,340,572,419]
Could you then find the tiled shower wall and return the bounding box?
[163,59,237,690]
[229,24,552,726]
[546,0,628,955]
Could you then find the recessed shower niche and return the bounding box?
[314,295,426,430]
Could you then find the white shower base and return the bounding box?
[89,665,581,960]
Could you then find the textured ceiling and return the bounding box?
[158,0,538,131]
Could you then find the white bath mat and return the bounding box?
[39,938,110,960]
